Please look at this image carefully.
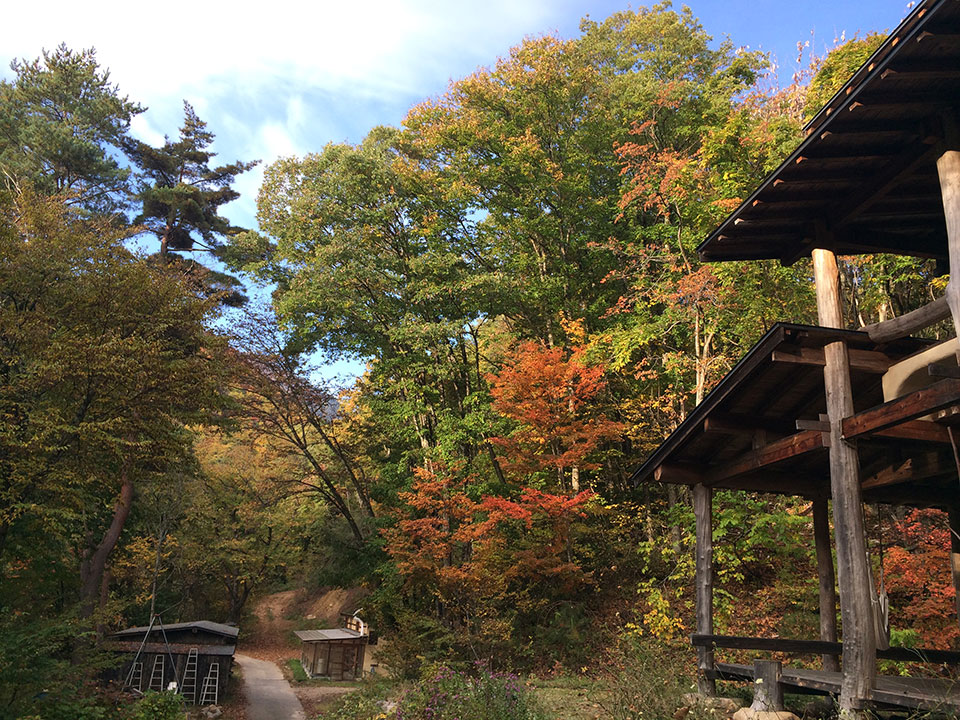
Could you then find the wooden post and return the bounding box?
[938,150,960,341]
[812,246,876,715]
[813,497,841,672]
[693,482,716,696]
[949,507,960,630]
[750,660,785,712]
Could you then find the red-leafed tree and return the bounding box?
[882,509,959,649]
[487,341,625,491]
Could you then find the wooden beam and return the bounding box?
[813,499,840,673]
[842,378,960,440]
[694,484,715,697]
[863,296,950,343]
[705,431,826,486]
[883,59,960,80]
[703,414,795,437]
[871,419,952,444]
[831,141,944,229]
[811,246,876,712]
[772,346,894,374]
[653,463,702,485]
[861,451,949,489]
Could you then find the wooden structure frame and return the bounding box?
[632,0,960,715]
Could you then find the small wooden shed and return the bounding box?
[105,620,238,704]
[295,616,368,680]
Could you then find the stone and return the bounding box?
[680,694,744,717]
[201,706,223,719]
[733,709,800,720]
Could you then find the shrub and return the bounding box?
[129,691,185,720]
[396,663,546,720]
[600,636,700,720]
[324,678,394,720]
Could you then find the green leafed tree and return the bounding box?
[125,101,258,305]
[0,44,143,216]
[0,187,230,712]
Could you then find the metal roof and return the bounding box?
[294,629,364,642]
[629,323,958,506]
[698,0,960,264]
[109,620,239,641]
[103,641,237,656]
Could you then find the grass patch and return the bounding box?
[288,658,309,682]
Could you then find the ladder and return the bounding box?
[180,648,199,703]
[199,662,219,705]
[148,655,165,692]
[129,661,143,693]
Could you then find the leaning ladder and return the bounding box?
[148,655,165,692]
[129,662,143,693]
[180,648,199,703]
[199,662,219,705]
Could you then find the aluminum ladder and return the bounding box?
[199,662,219,705]
[179,648,199,703]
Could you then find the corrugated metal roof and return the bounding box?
[109,620,239,640]
[294,628,364,642]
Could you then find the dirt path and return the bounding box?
[235,653,306,720]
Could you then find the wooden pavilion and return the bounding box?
[632,0,960,715]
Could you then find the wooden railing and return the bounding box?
[691,634,960,664]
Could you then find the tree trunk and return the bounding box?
[79,460,134,618]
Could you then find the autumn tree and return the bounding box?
[487,340,624,491]
[0,189,229,711]
[231,310,376,544]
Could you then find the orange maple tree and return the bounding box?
[486,341,625,490]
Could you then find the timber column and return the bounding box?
[811,246,876,715]
[693,483,715,695]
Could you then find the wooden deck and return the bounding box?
[714,662,960,712]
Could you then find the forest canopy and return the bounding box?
[0,10,950,720]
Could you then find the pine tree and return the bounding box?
[0,44,142,216]
[125,101,258,305]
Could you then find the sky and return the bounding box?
[1,0,915,377]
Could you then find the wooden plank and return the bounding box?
[705,431,825,486]
[842,378,960,440]
[813,499,840,673]
[812,246,876,713]
[694,484,715,696]
[771,346,894,374]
